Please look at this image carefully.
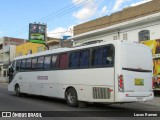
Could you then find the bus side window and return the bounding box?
[51,55,59,69]
[92,48,103,66]
[21,59,26,71]
[31,58,37,70]
[44,56,51,70]
[16,60,21,71]
[69,51,80,68]
[59,53,68,69]
[26,59,31,71]
[37,56,44,70]
[80,50,89,68]
[105,46,114,66]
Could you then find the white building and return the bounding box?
[0,37,26,82]
[70,12,160,46]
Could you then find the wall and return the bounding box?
[74,20,160,46]
[16,42,45,57]
[74,0,160,35]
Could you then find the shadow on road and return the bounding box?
[10,93,141,111]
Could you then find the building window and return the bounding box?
[139,30,150,42]
[17,52,22,57]
[27,49,32,55]
[3,70,6,77]
[113,35,118,40]
[37,46,43,52]
[123,33,128,40]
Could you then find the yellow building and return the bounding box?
[16,42,46,57]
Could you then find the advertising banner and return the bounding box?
[141,39,160,55]
[153,59,160,90]
[29,23,46,44]
[141,39,160,90]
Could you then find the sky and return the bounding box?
[0,0,152,39]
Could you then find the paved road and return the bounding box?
[0,83,159,120]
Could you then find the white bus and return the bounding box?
[8,40,154,107]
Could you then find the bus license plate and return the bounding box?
[135,79,144,86]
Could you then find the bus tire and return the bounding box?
[15,85,21,97]
[65,88,78,107]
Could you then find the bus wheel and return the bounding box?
[66,88,78,107]
[15,85,21,97]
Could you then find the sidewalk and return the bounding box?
[0,77,9,83]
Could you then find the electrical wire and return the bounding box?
[9,0,95,38]
[47,8,160,36]
[9,0,160,39]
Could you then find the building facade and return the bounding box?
[71,0,160,46]
[73,0,160,36]
[15,37,61,57]
[47,37,60,49]
[16,42,46,57]
[0,37,26,82]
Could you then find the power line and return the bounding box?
[9,0,94,38]
[47,8,160,36]
[9,0,84,37]
[47,16,160,38]
[12,0,159,39]
[38,0,92,23]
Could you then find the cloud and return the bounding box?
[99,6,108,16]
[72,0,153,25]
[73,7,97,22]
[130,0,152,7]
[112,0,130,12]
[47,26,73,39]
[72,0,86,5]
[72,0,98,22]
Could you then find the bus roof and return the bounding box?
[13,40,148,60]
